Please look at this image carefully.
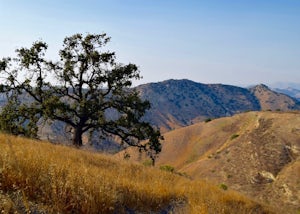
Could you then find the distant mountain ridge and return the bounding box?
[269,82,300,90]
[272,87,300,101]
[249,84,300,111]
[267,82,300,100]
[137,79,300,132]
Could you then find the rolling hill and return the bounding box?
[0,133,274,213]
[137,79,260,132]
[120,111,300,213]
[250,84,300,111]
[138,79,300,132]
[1,79,300,212]
[1,79,300,150]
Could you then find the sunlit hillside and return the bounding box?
[0,134,274,213]
[250,84,300,111]
[119,111,300,213]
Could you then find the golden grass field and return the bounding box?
[0,133,274,213]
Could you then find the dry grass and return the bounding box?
[0,133,274,213]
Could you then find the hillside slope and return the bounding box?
[137,79,260,132]
[137,79,300,133]
[122,111,300,213]
[250,84,300,111]
[0,134,274,213]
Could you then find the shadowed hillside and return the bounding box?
[137,79,261,132]
[137,79,300,133]
[120,111,300,213]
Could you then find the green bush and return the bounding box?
[159,165,175,173]
[142,159,153,167]
[205,118,212,123]
[230,134,239,140]
[219,183,228,190]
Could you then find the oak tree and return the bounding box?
[0,33,162,158]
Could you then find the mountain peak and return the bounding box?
[252,84,270,91]
[136,79,260,132]
[250,83,300,111]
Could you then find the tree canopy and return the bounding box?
[0,33,162,159]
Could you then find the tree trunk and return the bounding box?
[72,126,83,147]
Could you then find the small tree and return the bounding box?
[0,33,162,158]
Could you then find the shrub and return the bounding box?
[205,118,212,123]
[159,165,175,173]
[230,134,239,140]
[142,159,153,167]
[219,183,228,190]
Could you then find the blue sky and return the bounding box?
[0,0,300,86]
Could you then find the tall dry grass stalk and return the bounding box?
[0,133,274,213]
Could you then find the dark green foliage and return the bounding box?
[230,134,239,140]
[0,94,39,138]
[0,33,162,159]
[205,118,212,123]
[219,183,228,190]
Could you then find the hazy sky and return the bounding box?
[1,0,300,86]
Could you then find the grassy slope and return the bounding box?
[134,111,300,213]
[0,134,274,213]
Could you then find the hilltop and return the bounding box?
[120,111,300,213]
[137,79,300,132]
[250,84,300,111]
[0,133,274,213]
[137,79,260,132]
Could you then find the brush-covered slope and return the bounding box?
[149,111,300,213]
[250,84,300,111]
[0,133,274,213]
[137,79,260,132]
